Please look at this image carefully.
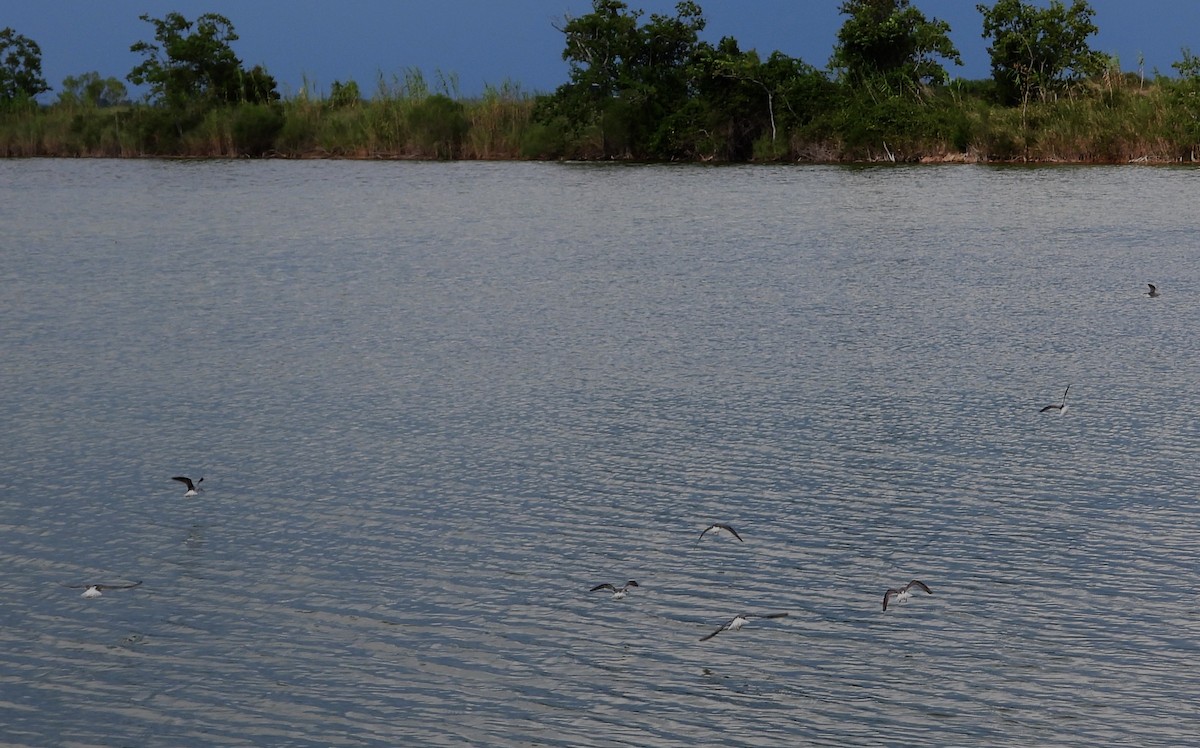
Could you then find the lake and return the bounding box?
[1,158,1198,747]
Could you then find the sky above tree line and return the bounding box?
[7,0,1200,101]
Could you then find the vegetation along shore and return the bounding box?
[3,0,1200,163]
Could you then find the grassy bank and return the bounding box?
[0,77,537,160]
[2,73,1198,163]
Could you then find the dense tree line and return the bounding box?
[2,1,1200,162]
[530,0,1154,160]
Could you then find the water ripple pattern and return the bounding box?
[1,160,1198,747]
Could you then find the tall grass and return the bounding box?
[465,82,533,159]
[2,70,1198,162]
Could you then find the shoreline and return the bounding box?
[4,150,1196,165]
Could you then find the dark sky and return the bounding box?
[6,1,1198,99]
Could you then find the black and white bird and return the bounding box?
[1039,385,1070,414]
[590,581,639,599]
[699,612,789,641]
[172,476,204,496]
[1146,283,1159,297]
[882,580,932,611]
[696,523,744,545]
[63,581,143,599]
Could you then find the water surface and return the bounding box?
[1,159,1198,746]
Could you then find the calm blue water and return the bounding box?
[1,159,1199,747]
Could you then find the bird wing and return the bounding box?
[172,476,194,489]
[590,583,616,593]
[100,581,143,590]
[906,580,932,595]
[1039,404,1058,412]
[883,588,900,610]
[720,524,745,542]
[699,625,725,642]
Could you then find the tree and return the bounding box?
[693,38,780,157]
[239,65,280,105]
[978,0,1107,106]
[0,27,50,103]
[1167,48,1200,156]
[557,0,642,105]
[1175,47,1200,81]
[545,0,706,158]
[128,12,277,108]
[58,72,129,108]
[831,0,961,97]
[692,38,831,159]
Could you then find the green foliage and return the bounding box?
[6,69,1200,163]
[273,98,320,153]
[378,68,431,100]
[125,106,192,153]
[519,118,571,159]
[128,13,278,109]
[0,27,50,103]
[58,72,128,108]
[328,80,361,108]
[832,90,918,154]
[10,3,1200,163]
[831,0,962,96]
[524,99,575,158]
[238,65,280,105]
[407,94,467,158]
[1164,48,1200,157]
[129,12,237,106]
[542,0,707,158]
[556,0,642,108]
[692,38,763,158]
[688,38,834,160]
[978,0,1107,106]
[1174,48,1200,80]
[231,103,284,156]
[467,81,532,158]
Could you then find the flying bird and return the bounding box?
[1146,283,1159,297]
[699,612,789,641]
[172,476,204,496]
[1039,385,1070,414]
[696,523,744,545]
[590,581,639,600]
[62,581,143,599]
[882,580,932,611]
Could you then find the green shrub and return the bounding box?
[275,100,321,155]
[518,117,570,159]
[232,104,283,156]
[328,80,361,109]
[407,94,466,158]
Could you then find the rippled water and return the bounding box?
[2,159,1198,746]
